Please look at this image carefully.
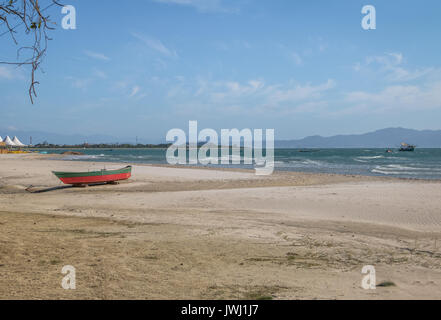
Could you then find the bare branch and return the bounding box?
[0,0,62,103]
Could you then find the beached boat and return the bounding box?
[52,165,132,186]
[399,143,415,152]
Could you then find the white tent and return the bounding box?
[0,136,2,142]
[12,136,26,147]
[3,136,16,146]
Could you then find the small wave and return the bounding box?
[289,159,324,166]
[386,164,419,170]
[353,158,368,163]
[62,154,106,160]
[371,168,419,175]
[371,164,441,177]
[372,169,401,175]
[357,155,384,160]
[197,155,257,163]
[375,164,441,172]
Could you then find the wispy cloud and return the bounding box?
[291,52,303,66]
[132,33,178,58]
[65,69,108,91]
[84,50,111,61]
[343,82,441,114]
[204,79,265,101]
[129,86,140,97]
[347,82,441,112]
[267,79,335,104]
[153,0,238,13]
[0,65,20,80]
[162,76,336,116]
[66,76,92,90]
[277,43,307,66]
[93,69,107,79]
[356,52,434,82]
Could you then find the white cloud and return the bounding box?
[0,65,24,80]
[84,50,111,61]
[66,76,92,89]
[93,69,107,79]
[353,62,362,72]
[132,33,178,58]
[267,79,335,104]
[0,66,14,79]
[162,77,336,116]
[112,81,145,99]
[214,79,264,98]
[129,86,140,97]
[344,82,441,114]
[386,66,434,82]
[358,52,434,82]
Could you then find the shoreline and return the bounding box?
[1,154,441,299]
[49,149,441,182]
[17,152,441,183]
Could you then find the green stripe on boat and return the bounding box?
[52,166,131,178]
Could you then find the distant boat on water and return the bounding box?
[298,149,320,153]
[399,142,415,152]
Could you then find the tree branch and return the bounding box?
[0,0,62,103]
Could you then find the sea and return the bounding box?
[36,148,441,180]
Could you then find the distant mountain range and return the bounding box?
[1,127,441,148]
[275,128,441,148]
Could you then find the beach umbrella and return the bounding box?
[12,136,26,147]
[3,136,16,146]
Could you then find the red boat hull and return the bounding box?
[52,166,132,185]
[58,172,131,185]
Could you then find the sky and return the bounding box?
[1,0,441,143]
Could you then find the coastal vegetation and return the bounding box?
[32,142,172,149]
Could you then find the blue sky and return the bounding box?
[1,0,441,142]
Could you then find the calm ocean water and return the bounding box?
[37,148,441,180]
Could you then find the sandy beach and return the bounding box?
[1,154,440,299]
